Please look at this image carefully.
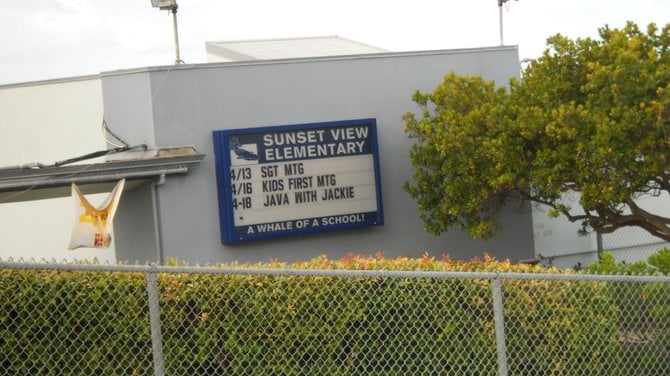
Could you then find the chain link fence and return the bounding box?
[600,227,670,265]
[2,262,670,375]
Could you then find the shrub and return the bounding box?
[0,269,151,375]
[584,249,670,375]
[0,254,624,375]
[150,254,622,375]
[648,248,670,275]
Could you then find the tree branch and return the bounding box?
[518,187,670,242]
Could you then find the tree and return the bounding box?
[403,22,670,242]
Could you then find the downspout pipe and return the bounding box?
[152,174,166,265]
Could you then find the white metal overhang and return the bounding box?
[0,147,205,203]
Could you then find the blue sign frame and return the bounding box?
[213,119,384,243]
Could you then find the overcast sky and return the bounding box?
[1,1,669,85]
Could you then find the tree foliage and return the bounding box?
[404,22,670,241]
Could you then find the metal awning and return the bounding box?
[0,149,205,203]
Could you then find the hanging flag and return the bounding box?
[68,179,125,250]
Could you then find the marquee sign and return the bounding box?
[213,119,384,243]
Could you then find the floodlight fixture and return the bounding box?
[150,0,184,64]
[151,0,177,11]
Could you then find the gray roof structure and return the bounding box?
[205,36,387,62]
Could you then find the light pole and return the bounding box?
[150,0,184,64]
[497,0,518,46]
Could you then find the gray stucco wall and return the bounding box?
[102,47,534,264]
[113,182,159,263]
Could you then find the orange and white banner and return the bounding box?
[68,179,125,250]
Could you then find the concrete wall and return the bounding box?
[0,78,116,262]
[113,181,159,263]
[102,47,535,264]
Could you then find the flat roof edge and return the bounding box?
[0,74,101,90]
[99,45,519,78]
[1,45,519,86]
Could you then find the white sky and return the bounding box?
[0,0,669,85]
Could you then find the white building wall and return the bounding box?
[0,77,116,263]
[533,192,670,269]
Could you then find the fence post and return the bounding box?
[491,277,509,376]
[146,271,165,376]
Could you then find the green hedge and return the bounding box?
[0,254,660,375]
[158,273,502,375]
[0,270,151,375]
[585,250,670,376]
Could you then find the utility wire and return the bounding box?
[102,118,130,148]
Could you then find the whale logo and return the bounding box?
[230,137,259,165]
